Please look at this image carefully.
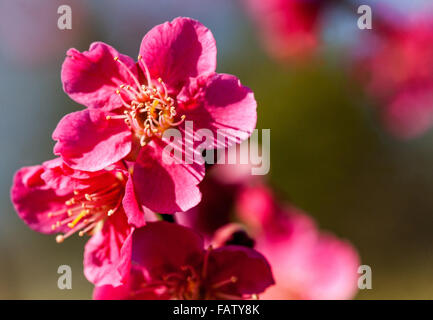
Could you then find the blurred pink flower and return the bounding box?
[10,158,148,286]
[54,17,257,214]
[236,185,360,300]
[357,16,433,139]
[243,0,327,62]
[93,221,274,300]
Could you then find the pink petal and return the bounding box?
[93,266,168,300]
[300,234,360,300]
[133,139,204,213]
[40,158,98,196]
[208,245,275,296]
[10,165,71,234]
[53,109,131,172]
[385,86,433,139]
[122,176,147,228]
[84,209,133,287]
[254,208,359,300]
[259,232,359,300]
[62,42,138,111]
[178,73,257,149]
[131,222,203,275]
[244,0,322,61]
[236,184,278,230]
[93,284,129,300]
[139,17,216,92]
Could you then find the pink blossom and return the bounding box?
[53,17,257,214]
[10,158,148,286]
[357,16,433,139]
[93,221,274,300]
[243,0,327,62]
[236,185,360,300]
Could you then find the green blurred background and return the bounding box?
[1,0,433,299]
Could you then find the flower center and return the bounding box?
[107,56,185,146]
[130,247,258,300]
[49,171,126,243]
[164,265,202,300]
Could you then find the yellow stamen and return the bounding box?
[67,210,88,228]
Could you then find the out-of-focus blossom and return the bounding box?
[175,168,240,238]
[356,15,433,139]
[54,17,257,214]
[177,164,360,299]
[236,184,360,300]
[93,221,274,300]
[10,158,148,286]
[0,0,87,66]
[243,0,328,62]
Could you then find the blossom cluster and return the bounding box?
[11,17,359,299]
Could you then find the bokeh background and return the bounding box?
[1,0,433,299]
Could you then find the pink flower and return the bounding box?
[236,185,360,300]
[356,16,433,139]
[243,0,327,62]
[93,221,274,300]
[10,158,148,286]
[53,17,257,213]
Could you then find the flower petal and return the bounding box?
[139,17,216,92]
[53,109,131,172]
[208,245,275,296]
[10,165,71,234]
[258,231,359,300]
[93,284,129,300]
[133,139,204,213]
[84,209,133,287]
[122,176,147,228]
[93,265,168,300]
[40,158,101,196]
[131,222,203,275]
[62,42,138,111]
[178,73,257,149]
[385,85,433,139]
